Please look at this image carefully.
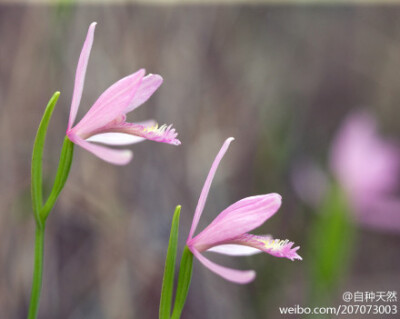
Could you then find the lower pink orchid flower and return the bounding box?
[66,22,180,165]
[330,111,400,231]
[186,138,301,284]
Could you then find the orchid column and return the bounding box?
[27,22,180,319]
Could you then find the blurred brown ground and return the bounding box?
[0,4,400,319]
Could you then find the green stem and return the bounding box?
[27,92,74,319]
[27,226,46,319]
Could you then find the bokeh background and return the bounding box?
[1,3,400,319]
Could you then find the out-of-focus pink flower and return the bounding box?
[186,138,301,284]
[330,111,400,231]
[291,159,329,208]
[66,22,180,165]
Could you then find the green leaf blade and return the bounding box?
[31,91,60,227]
[159,205,181,319]
[41,136,74,220]
[308,184,355,305]
[171,246,193,319]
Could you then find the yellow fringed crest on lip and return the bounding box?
[260,238,290,251]
[144,123,159,132]
[144,123,169,135]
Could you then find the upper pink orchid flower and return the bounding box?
[66,22,180,165]
[330,111,400,231]
[186,138,301,284]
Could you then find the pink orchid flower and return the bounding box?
[66,22,180,165]
[330,111,400,232]
[186,138,301,284]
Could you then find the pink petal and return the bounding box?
[191,248,256,284]
[86,132,145,145]
[72,69,145,137]
[191,194,282,249]
[188,138,235,240]
[68,22,96,130]
[124,74,163,113]
[228,234,302,261]
[68,132,132,165]
[207,244,261,256]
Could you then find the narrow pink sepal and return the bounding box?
[191,248,256,284]
[188,137,235,240]
[125,74,163,113]
[68,132,132,165]
[191,194,281,249]
[72,69,145,136]
[68,22,96,130]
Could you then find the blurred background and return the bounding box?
[1,3,400,319]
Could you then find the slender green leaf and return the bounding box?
[31,92,60,228]
[159,206,181,319]
[171,246,193,319]
[308,183,355,308]
[41,136,74,220]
